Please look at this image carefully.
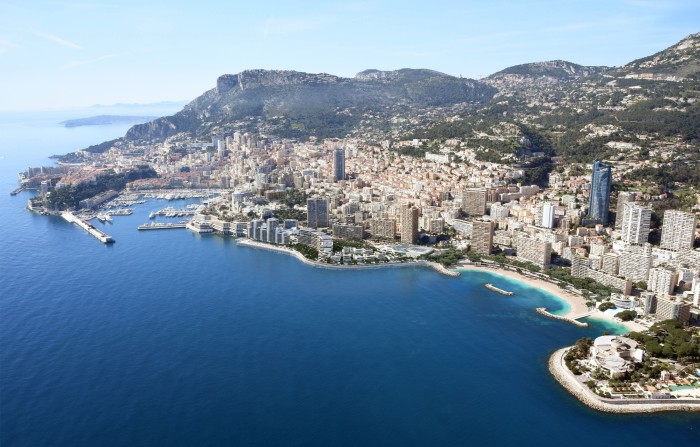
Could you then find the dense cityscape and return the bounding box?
[12,29,700,418]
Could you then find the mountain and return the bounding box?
[613,32,700,81]
[111,33,698,189]
[125,69,496,141]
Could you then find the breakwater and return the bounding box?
[235,239,460,277]
[61,212,114,243]
[536,307,588,327]
[549,348,700,413]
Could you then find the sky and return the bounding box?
[0,0,698,111]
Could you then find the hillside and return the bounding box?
[125,69,496,142]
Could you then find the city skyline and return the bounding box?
[0,0,698,110]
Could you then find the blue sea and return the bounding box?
[0,113,698,446]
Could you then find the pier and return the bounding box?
[61,212,115,243]
[536,307,588,327]
[10,186,25,196]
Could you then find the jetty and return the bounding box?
[484,283,514,296]
[10,186,25,196]
[536,307,588,327]
[61,212,114,244]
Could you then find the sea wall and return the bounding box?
[549,348,700,413]
[235,239,460,277]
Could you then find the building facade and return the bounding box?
[307,197,329,229]
[588,160,612,225]
[470,220,493,256]
[660,210,696,251]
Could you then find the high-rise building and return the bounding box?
[462,188,486,217]
[655,296,691,324]
[620,203,651,245]
[619,245,652,282]
[541,203,555,229]
[471,220,493,256]
[588,160,612,225]
[647,266,678,297]
[615,191,636,229]
[369,219,396,240]
[333,148,345,182]
[660,210,696,251]
[307,198,329,229]
[515,234,551,269]
[399,204,419,244]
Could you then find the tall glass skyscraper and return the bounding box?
[588,159,612,225]
[333,148,345,182]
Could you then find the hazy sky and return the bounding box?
[0,0,698,111]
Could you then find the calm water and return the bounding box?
[0,115,698,446]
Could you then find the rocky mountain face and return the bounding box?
[613,32,700,81]
[121,32,699,183]
[125,69,497,141]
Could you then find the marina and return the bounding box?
[151,206,198,218]
[484,283,514,296]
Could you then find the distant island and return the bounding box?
[59,115,157,128]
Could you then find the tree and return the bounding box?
[598,302,616,312]
[616,310,637,321]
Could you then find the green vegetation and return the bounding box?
[426,248,464,267]
[332,238,370,252]
[82,138,121,154]
[627,320,700,363]
[564,338,593,375]
[46,167,157,210]
[290,243,319,261]
[283,190,308,207]
[272,208,306,222]
[616,310,637,321]
[598,302,617,312]
[544,267,618,298]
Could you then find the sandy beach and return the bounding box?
[453,261,647,333]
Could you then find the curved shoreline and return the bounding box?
[453,262,646,333]
[234,239,460,277]
[549,348,700,413]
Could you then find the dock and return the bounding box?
[153,207,197,217]
[61,212,115,243]
[484,283,514,296]
[138,222,187,230]
[10,186,25,196]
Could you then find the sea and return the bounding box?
[0,111,698,446]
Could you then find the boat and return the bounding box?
[138,222,187,230]
[484,283,514,296]
[149,212,156,219]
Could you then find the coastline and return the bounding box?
[453,261,645,333]
[235,239,460,277]
[549,348,700,413]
